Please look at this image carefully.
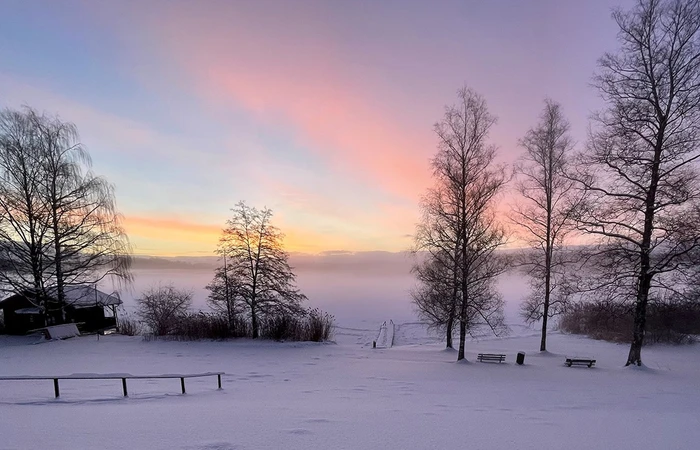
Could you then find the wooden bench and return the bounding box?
[565,358,596,368]
[0,372,224,398]
[477,353,506,363]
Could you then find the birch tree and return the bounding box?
[0,107,132,320]
[214,202,306,338]
[411,249,458,347]
[412,186,461,349]
[511,100,579,352]
[206,252,242,328]
[30,109,131,311]
[0,109,51,301]
[572,0,700,366]
[414,87,509,361]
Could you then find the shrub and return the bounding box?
[136,284,193,336]
[304,308,335,342]
[171,312,250,341]
[258,308,335,342]
[131,296,335,343]
[117,314,142,336]
[260,314,299,341]
[559,299,700,344]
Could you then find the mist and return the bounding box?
[117,252,530,329]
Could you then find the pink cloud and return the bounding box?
[130,2,435,203]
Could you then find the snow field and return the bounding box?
[1,324,699,450]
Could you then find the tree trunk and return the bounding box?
[53,215,66,323]
[626,134,662,366]
[541,140,553,353]
[458,222,468,361]
[627,272,651,366]
[458,152,469,362]
[457,321,467,361]
[224,262,235,332]
[541,247,551,352]
[540,307,549,352]
[446,315,454,349]
[251,304,258,339]
[446,239,461,350]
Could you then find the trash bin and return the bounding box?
[516,352,526,365]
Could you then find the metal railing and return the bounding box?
[0,371,224,398]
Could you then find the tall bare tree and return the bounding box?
[511,100,579,352]
[411,249,458,347]
[412,186,461,348]
[206,252,242,328]
[0,107,132,322]
[414,87,509,361]
[572,0,700,366]
[214,201,306,338]
[30,109,131,312]
[0,109,52,302]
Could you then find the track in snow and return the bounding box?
[374,320,395,348]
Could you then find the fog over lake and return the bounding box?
[115,252,530,330]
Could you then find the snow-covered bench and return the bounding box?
[565,358,596,368]
[477,353,506,363]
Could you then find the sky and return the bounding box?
[0,0,635,256]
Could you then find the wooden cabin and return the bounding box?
[0,285,121,335]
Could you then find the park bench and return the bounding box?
[0,372,224,398]
[565,358,596,368]
[477,353,506,363]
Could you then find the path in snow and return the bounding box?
[374,320,395,348]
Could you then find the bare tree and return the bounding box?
[571,0,700,366]
[0,107,132,323]
[206,252,242,328]
[412,187,461,348]
[414,87,509,361]
[214,201,306,338]
[30,109,132,314]
[511,100,579,352]
[0,108,52,304]
[411,249,458,345]
[137,284,192,336]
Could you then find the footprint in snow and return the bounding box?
[185,442,242,450]
[304,418,332,424]
[285,428,314,435]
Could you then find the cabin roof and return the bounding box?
[0,285,122,309]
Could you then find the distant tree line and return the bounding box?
[413,0,700,366]
[0,107,131,322]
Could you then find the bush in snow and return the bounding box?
[304,308,334,342]
[559,298,700,345]
[117,313,142,336]
[136,284,192,336]
[259,308,335,342]
[160,308,334,342]
[171,311,249,341]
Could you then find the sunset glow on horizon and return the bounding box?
[0,0,635,256]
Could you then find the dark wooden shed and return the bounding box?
[0,286,121,335]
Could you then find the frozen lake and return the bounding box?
[113,254,531,331]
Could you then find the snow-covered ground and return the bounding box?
[1,323,699,450]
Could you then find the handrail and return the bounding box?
[0,372,223,380]
[0,371,225,398]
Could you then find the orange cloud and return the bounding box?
[124,216,222,238]
[123,216,222,256]
[122,213,393,256]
